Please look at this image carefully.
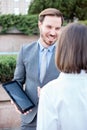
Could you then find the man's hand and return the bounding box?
[11,100,32,115]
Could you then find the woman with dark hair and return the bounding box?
[37,23,87,130]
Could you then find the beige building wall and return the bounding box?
[0,0,32,15]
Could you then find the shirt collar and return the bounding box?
[38,39,55,52]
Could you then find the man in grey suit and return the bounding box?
[13,8,63,130]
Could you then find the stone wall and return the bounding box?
[0,34,38,52]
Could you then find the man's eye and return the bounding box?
[56,27,61,30]
[47,26,51,29]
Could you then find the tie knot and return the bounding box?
[43,48,48,53]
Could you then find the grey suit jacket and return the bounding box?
[14,41,60,124]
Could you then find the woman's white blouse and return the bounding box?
[37,71,87,130]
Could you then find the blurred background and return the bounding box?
[0,0,87,129]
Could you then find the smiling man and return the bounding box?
[13,8,63,130]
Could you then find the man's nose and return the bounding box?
[50,29,56,35]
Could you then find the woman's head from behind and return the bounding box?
[55,23,87,73]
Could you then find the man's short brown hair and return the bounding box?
[39,8,63,25]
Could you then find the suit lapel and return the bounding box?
[29,43,39,82]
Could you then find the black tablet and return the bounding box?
[2,80,35,114]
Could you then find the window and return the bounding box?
[26,0,31,2]
[25,8,28,14]
[14,0,19,2]
[14,8,19,15]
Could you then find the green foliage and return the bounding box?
[28,0,59,14]
[59,0,76,20]
[28,0,44,14]
[0,55,17,83]
[28,0,87,20]
[75,0,87,20]
[79,20,87,25]
[0,14,39,35]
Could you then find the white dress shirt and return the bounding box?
[37,70,87,130]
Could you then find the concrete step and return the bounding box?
[0,127,20,130]
[0,84,21,129]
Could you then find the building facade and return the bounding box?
[0,0,32,15]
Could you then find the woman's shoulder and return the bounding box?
[42,78,60,94]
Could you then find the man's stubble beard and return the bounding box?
[41,34,56,47]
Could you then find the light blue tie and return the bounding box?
[40,48,48,83]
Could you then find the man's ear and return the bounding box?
[38,21,42,29]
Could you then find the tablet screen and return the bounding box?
[3,80,35,113]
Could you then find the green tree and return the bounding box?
[75,0,87,20]
[28,0,59,14]
[28,0,87,20]
[58,0,75,19]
